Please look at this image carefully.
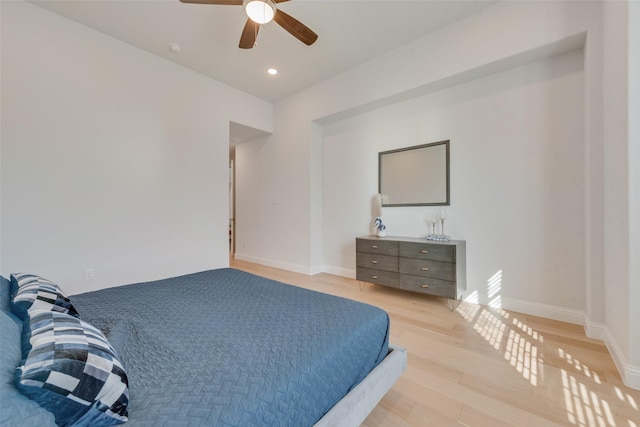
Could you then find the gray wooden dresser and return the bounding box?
[356,236,466,302]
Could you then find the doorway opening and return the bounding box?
[228,122,271,261]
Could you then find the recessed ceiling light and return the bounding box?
[267,68,278,76]
[169,43,182,53]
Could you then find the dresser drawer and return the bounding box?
[399,242,455,262]
[399,274,456,299]
[357,268,399,287]
[356,253,398,272]
[356,238,398,256]
[399,258,455,281]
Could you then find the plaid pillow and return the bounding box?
[16,310,129,427]
[10,273,80,320]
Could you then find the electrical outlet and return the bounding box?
[84,269,95,281]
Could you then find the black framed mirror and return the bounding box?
[378,140,450,206]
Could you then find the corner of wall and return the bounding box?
[583,314,607,340]
[605,327,640,390]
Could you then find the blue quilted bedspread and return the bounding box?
[71,268,389,426]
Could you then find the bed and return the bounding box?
[1,268,406,426]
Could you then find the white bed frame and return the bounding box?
[314,345,407,427]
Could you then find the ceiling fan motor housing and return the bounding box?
[243,0,276,24]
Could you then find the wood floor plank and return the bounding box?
[230,258,640,426]
[458,405,518,427]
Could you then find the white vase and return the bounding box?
[377,229,386,238]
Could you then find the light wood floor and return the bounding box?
[230,258,640,427]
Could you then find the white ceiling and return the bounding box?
[30,0,498,103]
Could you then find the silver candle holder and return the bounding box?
[426,210,450,241]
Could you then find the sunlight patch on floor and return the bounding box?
[473,309,506,351]
[614,386,638,411]
[457,270,541,386]
[457,307,541,386]
[454,270,639,426]
[457,293,481,322]
[561,367,615,427]
[556,346,640,426]
[504,327,539,386]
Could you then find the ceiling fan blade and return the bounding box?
[179,0,242,5]
[239,18,259,49]
[273,9,318,46]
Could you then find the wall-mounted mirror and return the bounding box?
[378,140,450,206]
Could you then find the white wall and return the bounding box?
[236,0,638,388]
[628,0,640,385]
[234,102,319,273]
[603,0,630,373]
[601,0,640,389]
[322,50,585,313]
[238,0,602,308]
[0,1,273,294]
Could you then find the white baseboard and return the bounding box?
[233,253,312,275]
[494,297,585,325]
[604,327,640,390]
[583,316,607,340]
[323,266,356,279]
[624,365,640,390]
[310,264,326,276]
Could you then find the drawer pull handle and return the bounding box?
[372,275,378,279]
[421,267,429,271]
[371,245,378,249]
[371,260,378,264]
[421,284,429,288]
[420,250,429,254]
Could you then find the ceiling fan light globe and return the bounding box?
[244,0,276,24]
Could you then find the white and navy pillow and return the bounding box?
[16,310,129,427]
[10,273,80,320]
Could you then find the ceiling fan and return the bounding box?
[179,0,318,49]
